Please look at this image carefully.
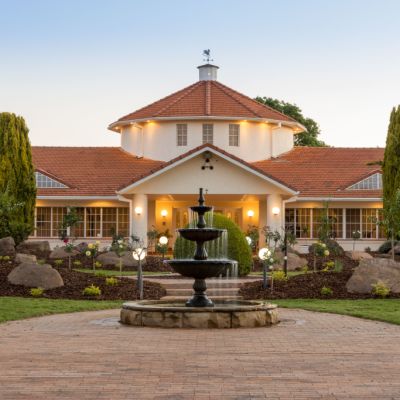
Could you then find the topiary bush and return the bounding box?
[174,213,252,276]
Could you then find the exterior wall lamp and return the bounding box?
[161,209,168,225]
[247,210,254,218]
[272,207,280,216]
[134,206,143,216]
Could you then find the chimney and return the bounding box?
[197,64,219,81]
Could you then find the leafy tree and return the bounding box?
[383,106,400,208]
[0,192,32,244]
[0,113,36,243]
[255,97,327,147]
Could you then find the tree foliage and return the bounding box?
[383,106,400,208]
[255,97,327,147]
[0,113,36,243]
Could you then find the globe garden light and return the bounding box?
[159,236,168,245]
[258,247,271,260]
[134,206,143,216]
[132,248,146,261]
[245,236,252,246]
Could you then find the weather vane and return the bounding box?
[202,49,213,63]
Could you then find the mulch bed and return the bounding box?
[0,260,166,301]
[240,254,400,300]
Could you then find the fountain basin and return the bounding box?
[178,228,225,242]
[166,258,232,279]
[120,300,279,329]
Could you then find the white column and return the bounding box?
[266,194,283,234]
[132,194,148,246]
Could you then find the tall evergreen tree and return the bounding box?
[383,106,400,206]
[0,112,36,243]
[255,97,327,147]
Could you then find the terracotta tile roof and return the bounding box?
[32,146,384,200]
[111,81,297,125]
[32,147,164,197]
[252,147,384,198]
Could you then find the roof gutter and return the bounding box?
[108,116,305,134]
[294,197,382,202]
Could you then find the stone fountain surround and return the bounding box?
[120,300,279,329]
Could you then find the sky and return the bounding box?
[1,0,400,148]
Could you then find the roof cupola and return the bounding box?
[197,63,219,81]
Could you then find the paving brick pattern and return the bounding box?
[0,308,400,399]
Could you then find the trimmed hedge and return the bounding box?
[174,213,252,276]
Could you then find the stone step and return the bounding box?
[166,288,240,297]
[161,295,244,301]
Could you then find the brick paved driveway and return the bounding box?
[0,308,400,399]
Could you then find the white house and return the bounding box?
[32,63,385,251]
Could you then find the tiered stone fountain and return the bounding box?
[121,188,278,329]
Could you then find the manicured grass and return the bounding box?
[274,299,400,325]
[0,297,122,324]
[75,269,173,277]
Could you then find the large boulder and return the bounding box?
[274,250,308,271]
[96,251,141,268]
[49,247,79,259]
[15,253,37,264]
[345,251,373,261]
[346,258,400,294]
[0,237,16,256]
[7,262,64,289]
[16,241,50,257]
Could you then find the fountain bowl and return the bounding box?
[178,228,224,242]
[120,299,279,329]
[166,259,232,279]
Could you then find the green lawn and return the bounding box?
[249,271,305,277]
[0,297,122,324]
[74,268,173,277]
[274,299,400,325]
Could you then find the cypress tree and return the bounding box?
[383,106,400,206]
[0,112,36,243]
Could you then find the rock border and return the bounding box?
[120,299,279,329]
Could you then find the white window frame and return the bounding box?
[202,124,213,144]
[229,124,240,146]
[347,173,382,190]
[176,124,187,146]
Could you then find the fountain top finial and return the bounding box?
[198,188,205,206]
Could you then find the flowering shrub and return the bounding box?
[352,230,361,251]
[372,281,390,298]
[105,277,119,286]
[111,238,127,276]
[320,286,333,296]
[272,270,287,281]
[314,242,330,257]
[83,284,101,296]
[85,242,100,271]
[30,287,44,297]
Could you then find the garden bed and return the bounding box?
[0,260,166,301]
[240,255,400,300]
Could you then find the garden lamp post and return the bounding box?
[258,247,272,290]
[158,235,168,261]
[132,247,146,300]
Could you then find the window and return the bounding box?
[346,209,361,238]
[347,173,382,190]
[35,207,129,238]
[312,208,343,239]
[229,124,240,146]
[202,124,213,144]
[362,209,378,239]
[285,209,311,238]
[176,124,187,146]
[35,172,67,188]
[36,207,51,237]
[52,207,67,237]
